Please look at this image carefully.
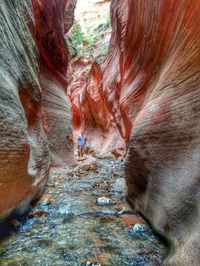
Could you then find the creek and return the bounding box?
[0,158,167,266]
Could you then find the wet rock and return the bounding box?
[120,215,145,228]
[67,170,75,177]
[38,239,53,247]
[94,181,110,191]
[28,210,46,218]
[16,217,38,233]
[125,254,151,266]
[111,148,124,160]
[38,194,54,207]
[63,252,78,262]
[95,226,111,236]
[99,216,115,223]
[82,162,101,172]
[96,197,115,206]
[81,262,102,266]
[117,207,127,215]
[6,261,29,266]
[58,204,71,214]
[100,209,117,216]
[55,178,65,185]
[23,239,41,252]
[74,167,85,175]
[102,174,112,180]
[78,156,101,172]
[127,224,153,240]
[110,178,126,195]
[136,243,145,250]
[113,171,121,177]
[62,213,75,223]
[10,219,20,229]
[151,254,163,265]
[80,182,92,189]
[40,199,51,207]
[0,247,5,257]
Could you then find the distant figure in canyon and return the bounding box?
[77,131,87,159]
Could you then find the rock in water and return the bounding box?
[128,224,152,240]
[81,263,102,266]
[96,197,114,206]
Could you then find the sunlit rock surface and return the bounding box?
[68,0,125,157]
[0,0,75,220]
[75,0,110,35]
[104,0,200,265]
[68,58,124,157]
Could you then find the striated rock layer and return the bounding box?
[68,58,124,156]
[104,0,200,265]
[32,0,76,166]
[68,0,126,157]
[0,0,75,220]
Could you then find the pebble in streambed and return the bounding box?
[96,197,115,206]
[0,158,167,266]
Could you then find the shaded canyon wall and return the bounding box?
[0,0,76,220]
[103,0,200,265]
[32,0,76,166]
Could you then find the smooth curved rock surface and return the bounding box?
[104,0,200,265]
[68,58,125,156]
[0,0,75,220]
[32,0,76,166]
[68,0,124,157]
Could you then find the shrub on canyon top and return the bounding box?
[68,21,84,55]
[68,17,111,59]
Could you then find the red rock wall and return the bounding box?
[32,0,76,166]
[0,0,75,220]
[104,0,200,264]
[68,58,124,156]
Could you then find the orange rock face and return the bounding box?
[68,58,125,156]
[104,0,200,264]
[0,0,75,220]
[68,0,125,156]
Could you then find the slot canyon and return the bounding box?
[0,0,200,265]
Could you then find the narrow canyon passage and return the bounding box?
[0,157,167,265]
[1,0,200,265]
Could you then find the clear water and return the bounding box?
[0,159,167,266]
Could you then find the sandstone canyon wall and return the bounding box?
[68,0,125,157]
[0,0,75,221]
[104,0,200,265]
[68,57,124,156]
[32,0,76,166]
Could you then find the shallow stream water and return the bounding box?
[0,158,167,266]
